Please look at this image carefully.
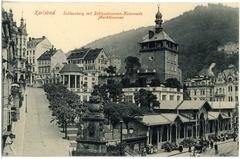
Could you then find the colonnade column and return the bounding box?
[68,75,70,88]
[74,75,77,91]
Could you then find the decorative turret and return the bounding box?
[155,6,163,33]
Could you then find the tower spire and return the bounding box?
[155,5,163,33]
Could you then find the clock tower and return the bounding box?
[139,6,182,83]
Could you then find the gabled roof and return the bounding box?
[84,48,103,60]
[178,100,211,110]
[208,101,236,110]
[67,48,104,60]
[157,101,181,110]
[67,48,90,59]
[140,30,175,44]
[141,114,171,126]
[161,113,179,123]
[37,48,59,60]
[59,63,84,74]
[27,37,46,48]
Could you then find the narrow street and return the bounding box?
[17,87,70,156]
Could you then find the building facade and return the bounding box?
[59,64,98,102]
[15,16,28,82]
[184,65,239,102]
[67,47,109,74]
[37,48,66,86]
[217,41,239,55]
[2,9,26,154]
[26,36,53,85]
[123,86,183,104]
[138,7,182,83]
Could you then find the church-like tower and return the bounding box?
[139,6,182,83]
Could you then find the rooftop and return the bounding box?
[27,36,47,48]
[67,47,104,60]
[59,63,85,74]
[37,48,58,60]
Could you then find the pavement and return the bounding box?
[148,140,239,157]
[11,87,71,156]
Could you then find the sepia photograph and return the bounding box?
[1,1,239,157]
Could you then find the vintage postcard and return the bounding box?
[1,1,239,157]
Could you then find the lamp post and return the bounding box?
[25,94,27,113]
[120,119,123,156]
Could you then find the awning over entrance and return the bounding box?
[208,112,220,120]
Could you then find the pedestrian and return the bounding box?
[210,140,214,149]
[188,145,192,152]
[214,143,218,155]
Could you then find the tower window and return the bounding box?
[149,56,154,61]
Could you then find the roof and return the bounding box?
[209,101,236,110]
[178,100,211,110]
[141,114,171,126]
[140,30,175,44]
[67,48,90,59]
[59,63,85,74]
[84,48,103,60]
[161,113,178,122]
[27,37,46,48]
[208,112,220,120]
[37,48,58,60]
[157,101,180,110]
[67,48,103,60]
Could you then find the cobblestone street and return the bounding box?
[13,87,70,156]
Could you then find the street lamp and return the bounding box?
[120,119,123,156]
[25,94,27,113]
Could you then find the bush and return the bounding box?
[161,142,178,152]
[179,138,197,148]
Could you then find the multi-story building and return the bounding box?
[26,36,53,85]
[214,65,239,102]
[2,9,26,155]
[67,47,109,74]
[138,6,182,83]
[59,63,98,102]
[37,48,66,86]
[217,41,239,55]
[184,64,239,102]
[15,16,28,82]
[123,86,183,103]
[184,76,215,101]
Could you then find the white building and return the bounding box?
[67,47,109,74]
[37,48,67,86]
[214,65,239,102]
[27,36,53,85]
[59,63,98,102]
[217,42,239,55]
[123,86,183,103]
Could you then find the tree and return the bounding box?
[124,56,141,75]
[92,83,123,103]
[104,65,117,75]
[134,89,159,114]
[104,102,143,126]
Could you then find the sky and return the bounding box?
[2,2,239,53]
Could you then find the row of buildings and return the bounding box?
[184,64,239,102]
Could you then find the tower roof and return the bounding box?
[140,30,176,43]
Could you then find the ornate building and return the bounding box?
[15,16,28,82]
[184,64,239,103]
[138,7,182,83]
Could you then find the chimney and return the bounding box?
[42,36,46,39]
[29,37,31,41]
